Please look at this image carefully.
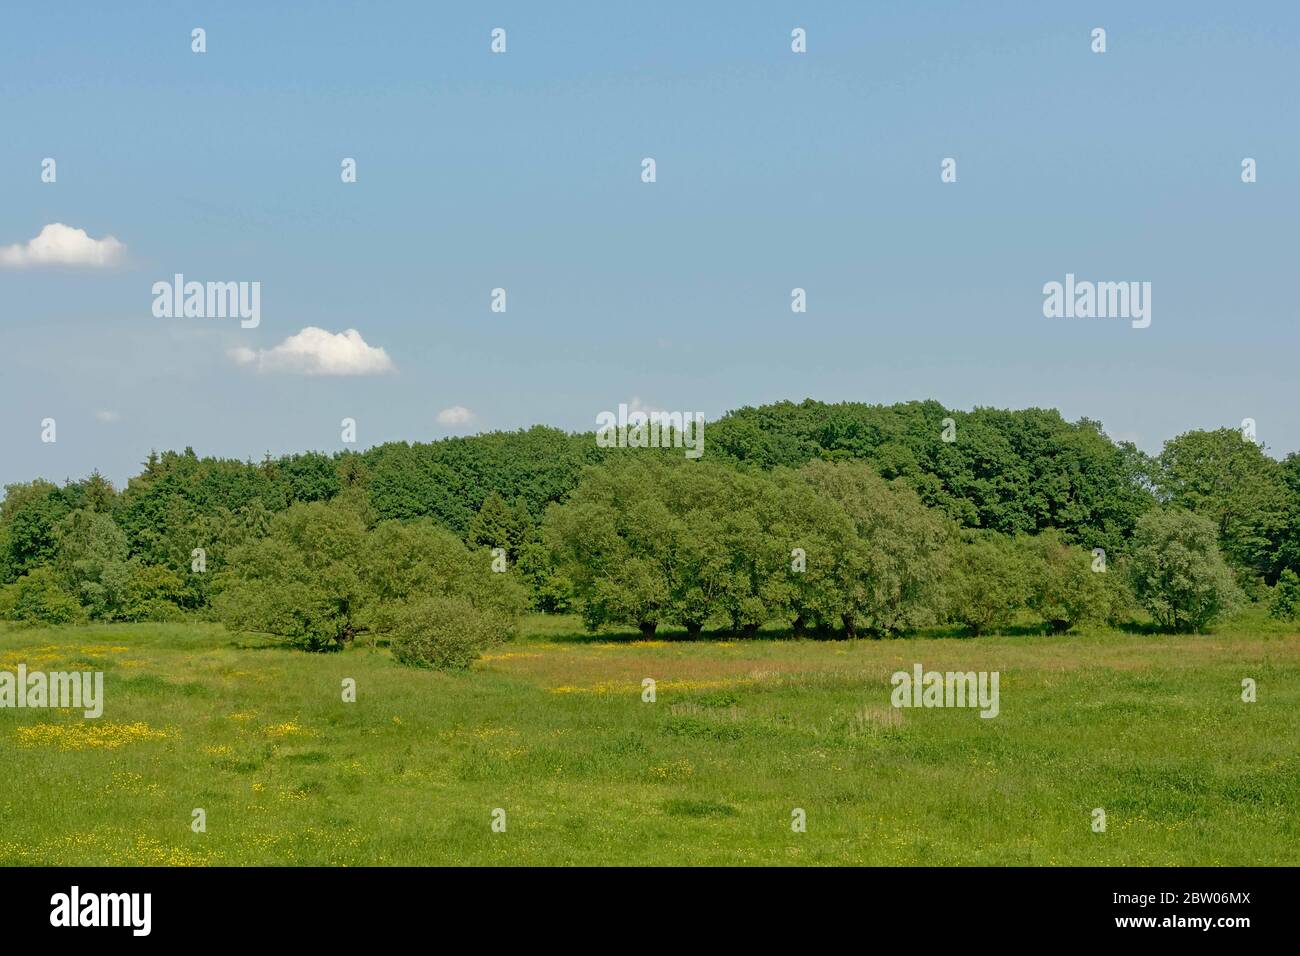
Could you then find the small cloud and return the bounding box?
[436,405,474,426]
[229,327,395,376]
[94,410,121,424]
[627,396,663,415]
[0,223,125,268]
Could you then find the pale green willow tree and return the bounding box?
[944,531,1033,636]
[545,456,948,639]
[1127,508,1242,632]
[1023,529,1125,633]
[798,460,949,637]
[215,501,369,651]
[543,457,707,638]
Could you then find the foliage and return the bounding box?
[0,567,85,625]
[1127,508,1242,632]
[363,426,601,532]
[5,399,1296,640]
[1156,428,1290,580]
[215,502,525,653]
[515,537,575,613]
[1023,529,1120,632]
[709,400,1155,556]
[1,479,79,580]
[1269,569,1300,622]
[1270,453,1300,578]
[52,509,131,620]
[388,596,515,670]
[543,457,700,637]
[361,519,527,636]
[944,532,1032,636]
[466,492,533,562]
[795,460,949,636]
[214,502,370,651]
[119,564,189,622]
[545,457,947,638]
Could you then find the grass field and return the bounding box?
[1,615,1297,866]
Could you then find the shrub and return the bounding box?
[389,597,512,670]
[1269,569,1300,621]
[0,567,85,625]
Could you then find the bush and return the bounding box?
[0,567,85,625]
[1128,508,1242,632]
[389,597,513,670]
[1269,569,1300,621]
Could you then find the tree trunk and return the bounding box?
[841,614,857,640]
[792,615,807,638]
[638,621,657,640]
[684,622,703,640]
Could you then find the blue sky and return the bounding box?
[2,1,1297,489]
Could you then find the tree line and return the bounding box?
[2,400,1297,666]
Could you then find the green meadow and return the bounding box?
[1,615,1297,866]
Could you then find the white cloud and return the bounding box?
[0,223,125,268]
[94,410,121,424]
[229,327,395,376]
[436,405,474,426]
[627,396,663,415]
